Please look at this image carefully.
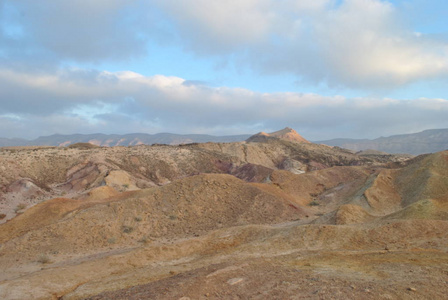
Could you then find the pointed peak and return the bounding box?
[270,127,296,135]
[247,127,310,144]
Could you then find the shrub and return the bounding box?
[14,203,27,213]
[308,201,320,206]
[138,236,151,244]
[37,254,50,264]
[122,226,134,233]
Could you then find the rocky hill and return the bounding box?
[0,132,446,299]
[317,128,448,155]
[246,127,310,143]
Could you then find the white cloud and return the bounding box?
[1,0,447,89]
[0,67,447,139]
[313,0,448,88]
[154,0,448,89]
[153,0,276,53]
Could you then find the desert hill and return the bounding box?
[317,128,448,155]
[0,133,447,299]
[246,127,310,143]
[0,136,411,223]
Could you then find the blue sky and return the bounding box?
[0,0,447,140]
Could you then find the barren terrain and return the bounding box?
[0,129,446,299]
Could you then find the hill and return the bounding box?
[246,127,310,143]
[317,128,448,154]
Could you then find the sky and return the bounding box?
[0,0,447,140]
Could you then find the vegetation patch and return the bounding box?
[122,226,134,233]
[37,254,50,264]
[14,203,27,213]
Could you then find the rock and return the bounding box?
[227,278,244,285]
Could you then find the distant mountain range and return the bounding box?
[1,128,447,155]
[316,129,448,155]
[0,133,252,148]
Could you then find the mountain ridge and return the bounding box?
[1,127,448,155]
[0,132,252,147]
[316,128,448,155]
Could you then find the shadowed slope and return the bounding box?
[311,150,448,224]
[364,151,448,219]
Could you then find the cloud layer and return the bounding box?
[1,67,447,140]
[1,0,448,89]
[156,0,448,89]
[0,0,151,63]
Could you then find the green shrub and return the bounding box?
[138,236,151,244]
[122,226,134,233]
